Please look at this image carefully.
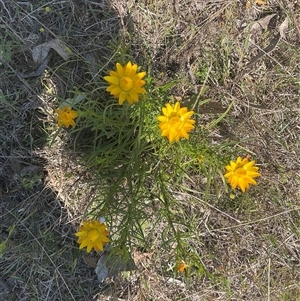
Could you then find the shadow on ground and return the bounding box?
[0,1,125,300]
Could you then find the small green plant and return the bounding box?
[53,58,260,278]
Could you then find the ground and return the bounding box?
[0,0,300,300]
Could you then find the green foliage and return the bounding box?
[58,63,240,277]
[0,225,15,258]
[0,40,13,62]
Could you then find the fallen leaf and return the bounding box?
[250,13,277,37]
[83,254,98,268]
[95,256,109,282]
[32,45,49,65]
[62,93,87,108]
[166,278,186,288]
[279,17,289,39]
[32,39,70,64]
[94,251,136,282]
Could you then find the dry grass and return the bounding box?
[1,0,300,300]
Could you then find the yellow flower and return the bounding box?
[55,106,78,128]
[75,220,110,253]
[157,102,195,143]
[224,156,260,192]
[177,261,189,273]
[104,61,146,105]
[198,156,204,162]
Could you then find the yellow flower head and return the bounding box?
[157,102,195,143]
[104,61,146,105]
[75,220,110,253]
[224,156,261,192]
[55,106,78,128]
[177,260,189,273]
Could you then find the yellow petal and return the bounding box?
[116,63,125,77]
[104,76,119,85]
[119,92,127,105]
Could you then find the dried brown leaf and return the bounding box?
[32,39,70,64]
[83,254,98,268]
[32,44,49,65]
[250,13,277,37]
[279,17,289,39]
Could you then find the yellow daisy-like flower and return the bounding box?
[55,106,78,128]
[224,156,261,192]
[177,260,189,273]
[103,61,146,105]
[157,102,195,143]
[75,220,110,253]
